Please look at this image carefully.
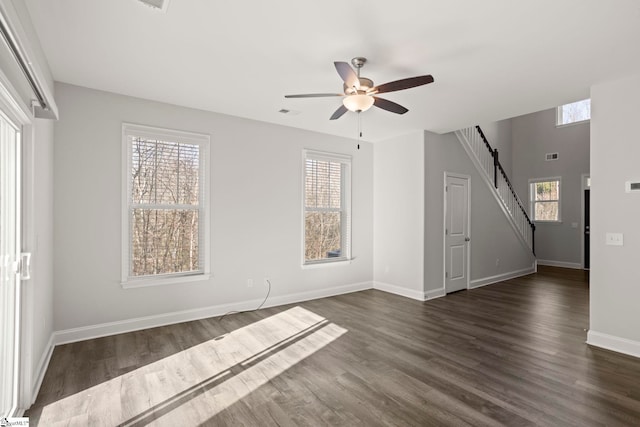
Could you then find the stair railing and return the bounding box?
[458,126,536,255]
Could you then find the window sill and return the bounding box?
[534,220,563,225]
[121,273,211,289]
[302,258,352,269]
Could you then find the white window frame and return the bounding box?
[529,177,562,223]
[302,149,352,266]
[556,98,591,127]
[121,123,211,288]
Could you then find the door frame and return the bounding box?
[581,173,590,270]
[0,68,36,414]
[442,172,471,293]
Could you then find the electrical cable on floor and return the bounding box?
[218,279,271,322]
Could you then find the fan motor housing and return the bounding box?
[344,77,374,95]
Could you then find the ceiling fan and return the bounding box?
[285,57,434,120]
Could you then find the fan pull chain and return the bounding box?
[357,112,362,150]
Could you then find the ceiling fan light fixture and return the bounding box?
[343,94,374,113]
[136,0,171,12]
[285,57,433,120]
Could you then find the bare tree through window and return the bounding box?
[304,152,351,263]
[531,179,560,222]
[558,99,590,125]
[129,136,202,276]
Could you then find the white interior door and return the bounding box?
[445,174,470,293]
[0,110,21,417]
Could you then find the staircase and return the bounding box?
[455,126,535,255]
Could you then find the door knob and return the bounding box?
[465,237,471,242]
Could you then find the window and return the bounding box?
[529,178,561,222]
[122,123,210,287]
[556,99,591,126]
[303,150,351,264]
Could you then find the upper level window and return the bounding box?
[122,123,210,287]
[529,178,561,222]
[303,150,351,265]
[556,99,591,126]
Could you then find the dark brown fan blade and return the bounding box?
[334,61,360,90]
[330,105,348,120]
[373,97,409,114]
[285,93,344,98]
[369,75,434,94]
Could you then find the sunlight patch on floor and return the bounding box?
[39,306,347,425]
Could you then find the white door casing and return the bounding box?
[0,68,34,414]
[444,173,470,293]
[0,109,21,417]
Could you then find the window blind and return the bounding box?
[122,123,209,282]
[303,150,351,263]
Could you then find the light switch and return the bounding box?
[571,222,578,228]
[606,233,624,246]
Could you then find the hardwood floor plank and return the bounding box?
[25,266,640,426]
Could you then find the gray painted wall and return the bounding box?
[373,131,425,296]
[590,73,640,346]
[424,131,535,292]
[53,83,374,331]
[373,128,534,298]
[511,108,590,267]
[29,118,55,396]
[478,119,513,177]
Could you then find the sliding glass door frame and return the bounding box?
[0,69,35,416]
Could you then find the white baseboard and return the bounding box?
[31,333,55,404]
[373,281,427,301]
[54,281,373,345]
[261,281,373,308]
[469,265,536,289]
[425,288,446,300]
[587,330,640,359]
[537,259,582,269]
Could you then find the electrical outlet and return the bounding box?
[247,278,253,287]
[496,258,500,267]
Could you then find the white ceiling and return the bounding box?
[24,0,640,141]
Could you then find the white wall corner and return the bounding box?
[31,332,55,404]
[425,288,446,300]
[373,281,427,301]
[587,330,640,359]
[53,281,373,345]
[469,265,536,289]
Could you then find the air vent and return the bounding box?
[545,152,559,161]
[278,109,301,116]
[625,181,640,193]
[137,0,171,12]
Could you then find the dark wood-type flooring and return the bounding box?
[27,266,640,426]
